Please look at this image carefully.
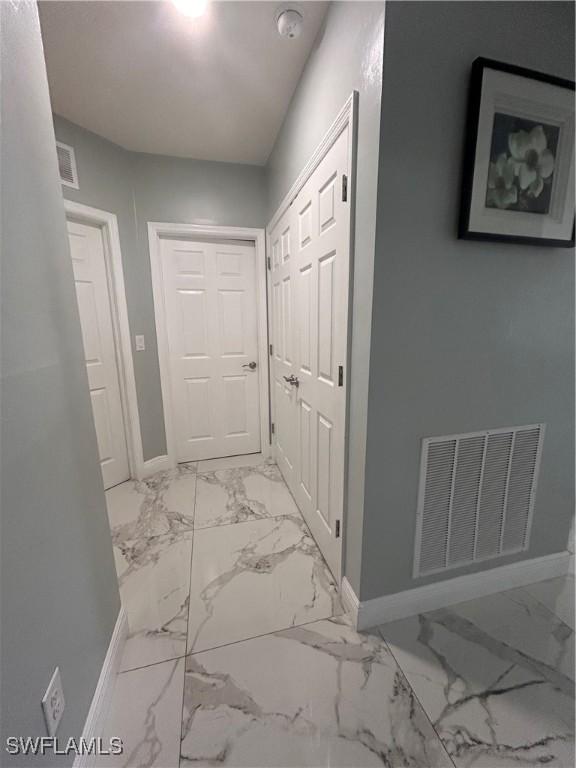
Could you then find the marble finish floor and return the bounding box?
[101,455,575,767]
[380,579,575,767]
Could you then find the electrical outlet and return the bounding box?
[41,667,65,736]
[135,334,146,351]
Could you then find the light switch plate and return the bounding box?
[41,667,65,736]
[135,334,145,351]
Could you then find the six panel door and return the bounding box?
[160,238,261,462]
[269,126,351,579]
[269,208,298,489]
[67,219,130,490]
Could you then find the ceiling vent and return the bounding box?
[56,141,79,189]
[414,424,544,578]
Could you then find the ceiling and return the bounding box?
[39,1,328,165]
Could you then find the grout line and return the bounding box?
[118,611,343,674]
[120,652,188,676]
[179,461,199,757]
[376,625,458,768]
[186,611,341,658]
[194,511,301,533]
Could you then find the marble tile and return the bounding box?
[522,575,575,630]
[114,532,193,671]
[187,515,341,653]
[95,658,184,768]
[379,588,575,767]
[196,453,268,472]
[106,463,196,542]
[180,616,453,767]
[194,462,299,529]
[452,587,574,681]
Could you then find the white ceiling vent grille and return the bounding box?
[56,141,79,189]
[414,424,544,578]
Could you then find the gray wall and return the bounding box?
[360,1,575,600]
[53,118,267,460]
[266,1,386,594]
[50,115,168,456]
[131,154,266,455]
[1,3,121,762]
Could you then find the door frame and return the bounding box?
[147,222,270,468]
[266,91,358,585]
[64,200,144,481]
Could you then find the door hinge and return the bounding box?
[271,422,275,435]
[267,256,271,270]
[269,343,273,356]
[341,174,348,202]
[335,520,341,538]
[338,365,344,387]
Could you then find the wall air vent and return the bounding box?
[414,424,544,578]
[56,141,79,189]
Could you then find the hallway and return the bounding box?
[98,457,574,767]
[100,456,452,766]
[106,455,341,675]
[3,3,575,767]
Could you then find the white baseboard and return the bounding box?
[73,606,128,768]
[138,454,172,479]
[340,574,360,627]
[343,550,571,631]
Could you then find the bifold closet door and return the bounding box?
[67,219,130,490]
[160,238,261,462]
[269,126,351,579]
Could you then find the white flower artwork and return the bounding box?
[485,114,558,213]
[459,58,574,246]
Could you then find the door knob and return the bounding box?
[242,361,257,370]
[283,374,299,388]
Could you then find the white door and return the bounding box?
[270,208,298,489]
[269,126,351,580]
[67,219,130,490]
[160,238,261,462]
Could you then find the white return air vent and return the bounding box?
[414,424,544,578]
[56,141,79,189]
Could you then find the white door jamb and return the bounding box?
[64,200,145,481]
[147,222,270,469]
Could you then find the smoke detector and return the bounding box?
[276,8,303,39]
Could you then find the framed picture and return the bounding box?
[459,57,575,247]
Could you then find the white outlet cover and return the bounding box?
[135,334,145,351]
[41,667,65,736]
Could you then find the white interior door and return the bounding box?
[160,238,261,462]
[67,219,130,490]
[269,126,351,580]
[270,208,298,489]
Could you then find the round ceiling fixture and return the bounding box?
[171,0,209,19]
[276,8,303,39]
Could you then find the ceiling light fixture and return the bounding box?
[171,0,209,19]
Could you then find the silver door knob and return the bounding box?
[242,361,257,370]
[283,374,299,388]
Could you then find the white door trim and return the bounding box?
[266,91,358,585]
[147,222,270,469]
[267,91,358,233]
[64,200,144,481]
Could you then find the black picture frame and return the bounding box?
[459,57,575,247]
